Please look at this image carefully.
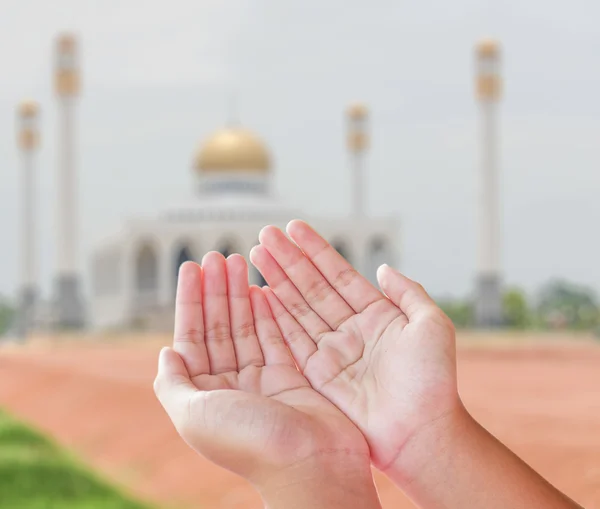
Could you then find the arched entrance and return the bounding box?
[367,237,390,287]
[217,238,240,259]
[331,238,352,264]
[133,242,160,327]
[173,243,196,294]
[135,242,159,298]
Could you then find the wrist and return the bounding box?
[383,402,584,509]
[257,452,381,509]
[384,401,476,489]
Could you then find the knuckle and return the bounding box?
[331,267,358,290]
[263,333,283,347]
[304,277,334,305]
[232,321,256,341]
[175,328,203,344]
[284,329,305,345]
[205,322,231,343]
[288,301,312,320]
[272,309,284,322]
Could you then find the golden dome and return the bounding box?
[195,127,271,173]
[18,100,39,118]
[347,103,368,120]
[476,38,500,58]
[57,33,76,53]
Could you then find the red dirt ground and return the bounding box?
[1,335,599,508]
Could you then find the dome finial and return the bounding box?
[227,91,239,127]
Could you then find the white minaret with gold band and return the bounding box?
[474,39,503,327]
[347,103,369,217]
[54,33,85,328]
[16,100,40,338]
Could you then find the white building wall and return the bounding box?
[89,242,128,329]
[90,214,399,331]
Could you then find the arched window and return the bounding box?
[133,242,159,320]
[216,238,240,259]
[173,243,196,294]
[331,238,352,264]
[247,239,267,287]
[367,237,390,287]
[135,243,159,294]
[252,267,267,287]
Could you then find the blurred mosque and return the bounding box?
[14,34,398,334]
[89,109,398,330]
[14,33,504,336]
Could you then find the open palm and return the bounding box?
[154,253,369,485]
[250,221,461,471]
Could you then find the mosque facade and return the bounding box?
[15,33,510,335]
[89,117,399,330]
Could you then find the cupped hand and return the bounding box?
[250,221,462,473]
[153,253,371,488]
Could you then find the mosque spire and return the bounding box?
[346,103,369,218]
[54,32,85,329]
[474,38,503,328]
[16,100,40,339]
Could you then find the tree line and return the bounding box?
[0,278,599,336]
[439,279,600,333]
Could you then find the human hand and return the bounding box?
[154,254,381,508]
[250,221,462,478]
[251,221,584,509]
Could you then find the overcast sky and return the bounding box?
[1,0,599,302]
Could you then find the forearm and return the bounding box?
[387,405,583,509]
[258,456,382,509]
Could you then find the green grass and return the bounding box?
[0,409,158,509]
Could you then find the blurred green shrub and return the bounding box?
[0,297,14,336]
[438,300,473,329]
[0,410,157,509]
[502,287,531,329]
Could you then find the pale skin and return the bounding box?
[154,253,381,508]
[155,220,584,509]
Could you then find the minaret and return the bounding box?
[16,101,40,339]
[346,103,369,217]
[54,33,85,328]
[474,39,503,327]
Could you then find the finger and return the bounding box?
[250,244,331,342]
[154,347,198,430]
[249,286,295,367]
[286,220,384,313]
[173,261,209,377]
[262,286,317,371]
[226,255,264,370]
[202,252,237,374]
[377,264,439,321]
[258,225,355,330]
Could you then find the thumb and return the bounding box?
[154,347,199,431]
[376,264,438,321]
